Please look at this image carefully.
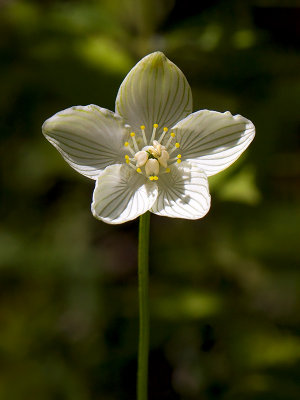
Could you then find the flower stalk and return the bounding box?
[42,51,255,399]
[137,211,150,400]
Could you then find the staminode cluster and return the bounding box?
[124,124,182,180]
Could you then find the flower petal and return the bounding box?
[173,110,255,176]
[115,52,192,141]
[92,164,158,224]
[151,162,210,219]
[42,105,129,179]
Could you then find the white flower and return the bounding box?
[42,52,255,224]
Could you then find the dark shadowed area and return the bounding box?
[0,0,299,399]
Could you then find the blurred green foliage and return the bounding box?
[0,0,300,399]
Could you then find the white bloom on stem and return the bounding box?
[42,52,255,224]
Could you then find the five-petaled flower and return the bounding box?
[42,52,255,224]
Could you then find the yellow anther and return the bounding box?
[177,159,181,164]
[170,132,175,137]
[125,155,129,159]
[126,159,130,164]
[153,123,158,128]
[175,142,180,148]
[177,154,182,158]
[153,176,159,180]
[124,142,129,147]
[165,168,170,173]
[130,132,135,137]
[163,127,168,132]
[149,176,154,181]
[140,125,145,130]
[136,167,142,173]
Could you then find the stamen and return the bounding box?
[149,175,159,181]
[170,153,182,163]
[127,161,137,171]
[124,142,135,156]
[169,144,181,157]
[150,123,158,143]
[158,127,168,144]
[135,150,148,167]
[161,167,171,174]
[130,132,139,152]
[176,154,181,163]
[140,125,147,145]
[145,158,159,176]
[165,132,175,148]
[169,143,180,157]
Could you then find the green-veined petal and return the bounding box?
[115,52,192,141]
[151,161,210,219]
[42,105,129,179]
[173,110,255,176]
[92,164,158,224]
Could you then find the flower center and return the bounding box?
[124,124,181,180]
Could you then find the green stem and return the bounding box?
[137,211,150,400]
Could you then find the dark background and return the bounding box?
[1,0,300,399]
